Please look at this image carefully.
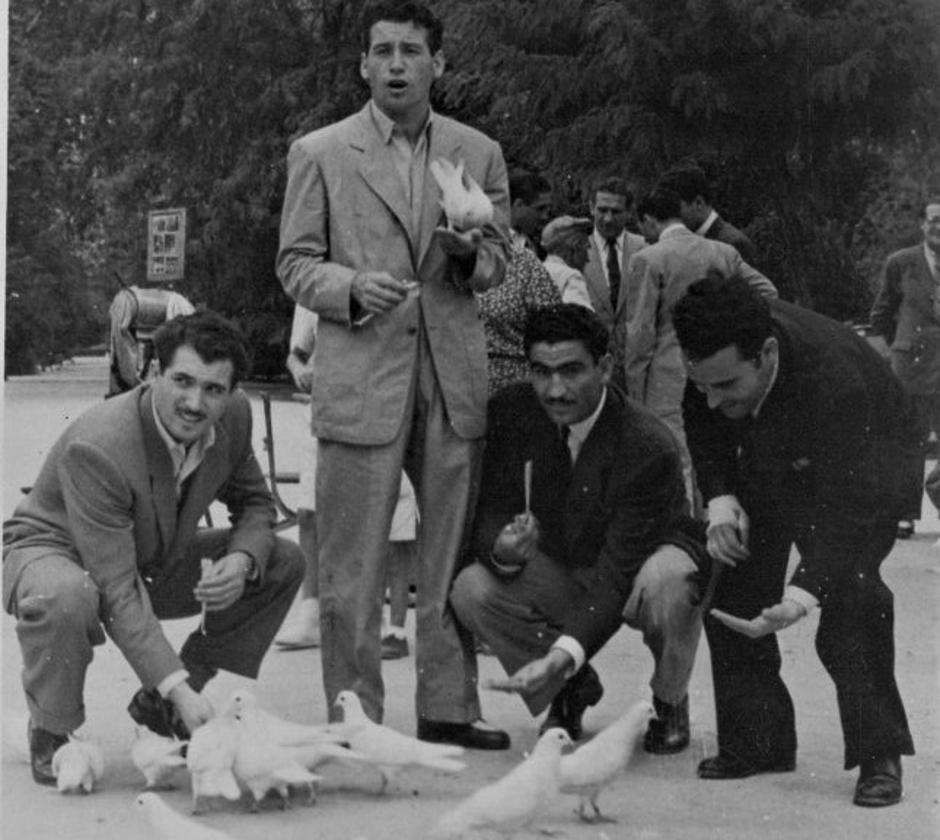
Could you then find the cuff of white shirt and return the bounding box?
[784,586,818,615]
[707,494,741,525]
[551,636,585,677]
[157,669,189,699]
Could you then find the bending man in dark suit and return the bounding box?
[3,312,304,785]
[674,275,919,807]
[451,304,706,750]
[276,0,511,749]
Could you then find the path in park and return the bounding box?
[2,357,938,839]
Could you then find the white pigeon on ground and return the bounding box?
[219,688,349,747]
[186,715,242,814]
[429,158,494,232]
[135,792,236,840]
[51,735,105,794]
[229,703,322,810]
[559,699,655,823]
[333,689,466,793]
[431,726,572,838]
[131,729,188,789]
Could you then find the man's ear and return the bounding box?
[759,336,779,366]
[359,53,369,82]
[432,50,445,79]
[598,353,613,383]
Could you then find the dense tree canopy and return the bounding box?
[7,0,940,374]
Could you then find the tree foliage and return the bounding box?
[7,0,940,374]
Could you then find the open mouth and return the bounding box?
[387,79,408,92]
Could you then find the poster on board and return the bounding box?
[146,207,186,283]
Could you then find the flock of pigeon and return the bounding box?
[23,690,654,839]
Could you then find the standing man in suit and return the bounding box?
[621,187,776,506]
[869,201,940,538]
[675,276,919,807]
[582,176,647,334]
[276,0,511,749]
[659,164,758,264]
[451,304,706,750]
[3,312,304,785]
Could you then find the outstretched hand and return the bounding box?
[710,599,806,638]
[483,648,573,696]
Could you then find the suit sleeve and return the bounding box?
[215,395,277,574]
[276,139,358,325]
[622,252,660,403]
[869,255,900,342]
[469,395,524,571]
[733,254,778,299]
[560,430,691,658]
[58,440,182,689]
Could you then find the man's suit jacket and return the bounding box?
[3,386,276,688]
[619,226,776,416]
[470,384,704,660]
[683,299,925,601]
[583,230,647,332]
[702,214,757,265]
[277,104,510,445]
[869,244,940,394]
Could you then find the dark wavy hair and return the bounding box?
[361,0,443,53]
[524,304,610,363]
[673,273,772,362]
[153,310,251,387]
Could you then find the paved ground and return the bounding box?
[2,357,939,839]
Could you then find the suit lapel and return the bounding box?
[140,389,177,551]
[353,107,417,261]
[564,392,618,548]
[175,423,229,541]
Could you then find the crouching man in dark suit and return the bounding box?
[3,311,304,785]
[674,275,920,806]
[451,304,707,748]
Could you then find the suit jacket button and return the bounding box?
[407,326,418,335]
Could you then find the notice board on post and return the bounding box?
[146,208,186,283]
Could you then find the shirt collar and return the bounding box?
[566,387,607,456]
[369,99,433,145]
[696,209,719,236]
[660,222,689,239]
[593,229,623,251]
[151,397,216,482]
[925,242,939,276]
[752,353,779,419]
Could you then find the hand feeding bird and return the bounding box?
[429,158,493,232]
[559,699,655,823]
[430,726,572,838]
[333,689,466,793]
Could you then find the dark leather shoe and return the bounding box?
[644,695,690,754]
[417,719,510,750]
[854,755,902,807]
[128,687,189,740]
[539,663,604,741]
[698,752,796,779]
[28,721,69,786]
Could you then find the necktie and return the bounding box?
[558,425,573,484]
[606,237,621,311]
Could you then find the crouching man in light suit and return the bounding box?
[3,311,304,785]
[276,0,511,749]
